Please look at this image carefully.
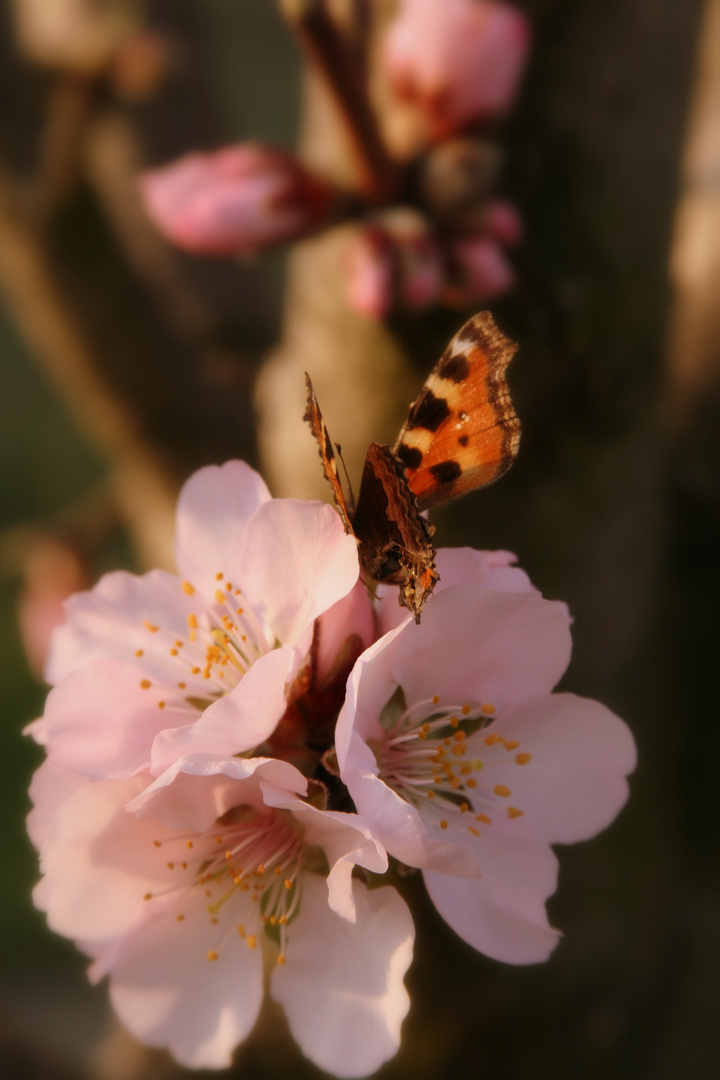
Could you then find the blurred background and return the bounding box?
[1,1,719,1078]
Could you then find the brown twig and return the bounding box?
[278,0,399,203]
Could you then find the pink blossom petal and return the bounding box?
[335,625,405,770]
[150,644,296,771]
[46,568,200,685]
[173,461,270,600]
[271,875,414,1078]
[314,579,375,685]
[110,892,263,1069]
[27,759,86,847]
[343,765,480,877]
[238,499,359,645]
[493,693,637,843]
[33,776,174,944]
[423,833,561,964]
[130,756,307,833]
[43,660,185,779]
[392,587,572,713]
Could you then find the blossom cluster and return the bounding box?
[139,0,531,317]
[28,461,636,1075]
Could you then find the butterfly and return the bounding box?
[304,311,521,622]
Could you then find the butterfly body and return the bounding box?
[304,311,520,621]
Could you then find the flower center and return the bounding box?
[371,690,532,842]
[144,805,305,965]
[135,571,275,718]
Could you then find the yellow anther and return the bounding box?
[236,608,244,616]
[135,649,144,657]
[226,581,233,591]
[451,744,467,757]
[427,790,435,799]
[178,682,186,689]
[158,701,165,710]
[153,840,161,847]
[476,813,492,825]
[176,914,185,922]
[507,807,524,819]
[215,590,226,604]
[485,733,500,746]
[187,614,198,629]
[460,802,469,813]
[180,862,187,870]
[143,893,152,901]
[460,764,472,775]
[211,917,218,925]
[237,924,246,937]
[516,753,532,765]
[191,666,200,675]
[167,862,174,870]
[462,705,471,715]
[468,826,481,837]
[274,866,282,876]
[215,572,224,580]
[207,951,219,962]
[494,784,511,798]
[277,954,287,966]
[466,778,477,789]
[285,880,293,890]
[247,935,257,950]
[186,840,193,849]
[450,716,459,728]
[504,740,520,751]
[169,648,178,656]
[140,679,151,690]
[144,621,159,633]
[181,581,195,596]
[440,820,449,830]
[433,695,440,704]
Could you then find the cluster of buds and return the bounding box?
[139,0,531,317]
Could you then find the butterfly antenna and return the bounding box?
[335,443,357,514]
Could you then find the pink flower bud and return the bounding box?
[345,226,396,319]
[384,0,531,139]
[450,234,515,300]
[345,211,443,319]
[139,145,337,256]
[483,198,524,247]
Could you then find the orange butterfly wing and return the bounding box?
[393,312,521,510]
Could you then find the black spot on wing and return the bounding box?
[407,389,451,432]
[438,354,471,383]
[397,444,423,470]
[430,460,462,486]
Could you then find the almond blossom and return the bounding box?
[34,460,364,780]
[30,754,414,1075]
[336,584,636,964]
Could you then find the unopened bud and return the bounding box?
[140,144,338,256]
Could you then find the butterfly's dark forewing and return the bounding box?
[351,443,438,621]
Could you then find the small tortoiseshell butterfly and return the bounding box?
[304,311,520,621]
